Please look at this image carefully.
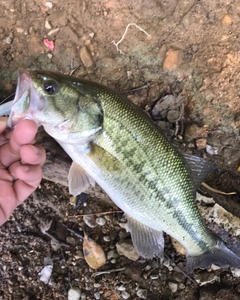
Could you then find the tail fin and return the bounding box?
[186,240,240,273]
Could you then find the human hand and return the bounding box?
[0,117,46,225]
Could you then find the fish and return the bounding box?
[6,68,240,272]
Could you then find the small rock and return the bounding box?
[136,288,148,299]
[117,285,126,291]
[83,215,97,228]
[68,287,81,300]
[45,20,52,29]
[3,34,13,45]
[221,14,232,25]
[121,291,130,299]
[167,109,181,122]
[94,292,101,300]
[152,94,177,119]
[96,217,106,226]
[231,268,240,277]
[150,273,159,280]
[80,294,86,300]
[206,145,218,155]
[116,240,140,261]
[163,49,182,70]
[195,138,207,150]
[107,250,118,260]
[168,282,178,293]
[185,124,208,142]
[80,46,94,68]
[194,272,220,286]
[103,236,110,242]
[38,265,53,284]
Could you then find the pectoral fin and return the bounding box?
[68,161,95,196]
[126,216,164,259]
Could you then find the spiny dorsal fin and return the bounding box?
[126,215,164,259]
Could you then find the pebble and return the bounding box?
[167,109,181,122]
[121,291,130,299]
[80,294,86,300]
[168,282,178,293]
[206,145,218,155]
[194,272,220,286]
[195,138,207,150]
[107,250,118,260]
[83,215,97,228]
[152,94,176,119]
[136,288,148,299]
[221,14,232,25]
[150,274,159,280]
[80,46,94,68]
[96,217,106,226]
[116,240,140,261]
[117,285,126,291]
[3,34,13,45]
[184,124,208,142]
[68,287,81,300]
[103,235,110,242]
[231,268,240,277]
[163,49,182,70]
[94,292,101,300]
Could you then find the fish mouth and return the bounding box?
[8,68,44,128]
[8,69,31,128]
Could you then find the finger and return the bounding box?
[0,182,18,226]
[13,177,42,206]
[0,120,38,167]
[0,117,9,146]
[20,144,46,166]
[0,117,8,133]
[8,161,43,183]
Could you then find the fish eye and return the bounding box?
[44,80,58,95]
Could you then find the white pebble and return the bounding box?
[122,291,130,299]
[96,217,106,226]
[168,282,178,293]
[68,287,81,300]
[45,2,53,8]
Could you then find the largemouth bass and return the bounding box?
[7,69,240,272]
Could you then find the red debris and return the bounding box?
[43,39,54,51]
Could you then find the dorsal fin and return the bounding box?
[182,152,216,190]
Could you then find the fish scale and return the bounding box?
[7,69,240,272]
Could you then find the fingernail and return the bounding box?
[20,165,30,172]
[32,145,39,154]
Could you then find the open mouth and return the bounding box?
[7,69,32,128]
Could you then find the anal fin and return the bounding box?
[68,161,95,196]
[126,216,164,259]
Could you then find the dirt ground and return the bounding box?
[0,0,240,299]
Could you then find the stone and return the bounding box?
[195,138,207,150]
[136,288,148,299]
[68,287,81,300]
[221,15,232,25]
[96,217,106,226]
[116,239,140,261]
[184,124,208,142]
[80,46,94,68]
[168,282,178,293]
[163,49,182,70]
